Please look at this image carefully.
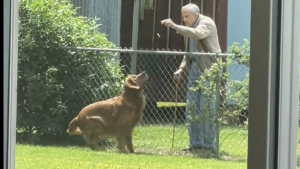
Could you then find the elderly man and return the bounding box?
[161,3,221,151]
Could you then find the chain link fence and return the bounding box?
[56,47,249,160]
[17,46,249,161]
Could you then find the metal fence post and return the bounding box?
[215,56,221,159]
[131,0,140,74]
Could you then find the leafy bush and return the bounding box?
[223,39,250,123]
[187,39,250,127]
[17,0,124,144]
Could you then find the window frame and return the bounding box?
[3,0,300,168]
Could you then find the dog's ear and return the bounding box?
[125,77,140,89]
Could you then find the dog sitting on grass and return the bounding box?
[67,71,148,153]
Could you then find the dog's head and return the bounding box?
[124,71,148,90]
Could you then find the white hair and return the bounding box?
[182,3,200,15]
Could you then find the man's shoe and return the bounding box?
[182,146,215,152]
[182,146,203,152]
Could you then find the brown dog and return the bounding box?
[67,71,148,153]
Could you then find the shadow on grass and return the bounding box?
[123,148,247,162]
[16,132,116,149]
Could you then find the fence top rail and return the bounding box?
[61,47,233,57]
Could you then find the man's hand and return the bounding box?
[173,68,183,81]
[161,19,178,29]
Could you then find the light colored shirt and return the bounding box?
[177,14,221,73]
[189,15,201,58]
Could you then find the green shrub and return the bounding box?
[224,39,250,118]
[188,39,250,126]
[17,0,124,144]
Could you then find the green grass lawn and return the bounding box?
[131,125,248,160]
[16,145,247,169]
[15,125,300,168]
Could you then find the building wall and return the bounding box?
[227,0,251,48]
[226,0,251,105]
[70,0,121,47]
[226,0,251,81]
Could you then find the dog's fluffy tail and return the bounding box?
[66,117,82,135]
[87,116,106,126]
